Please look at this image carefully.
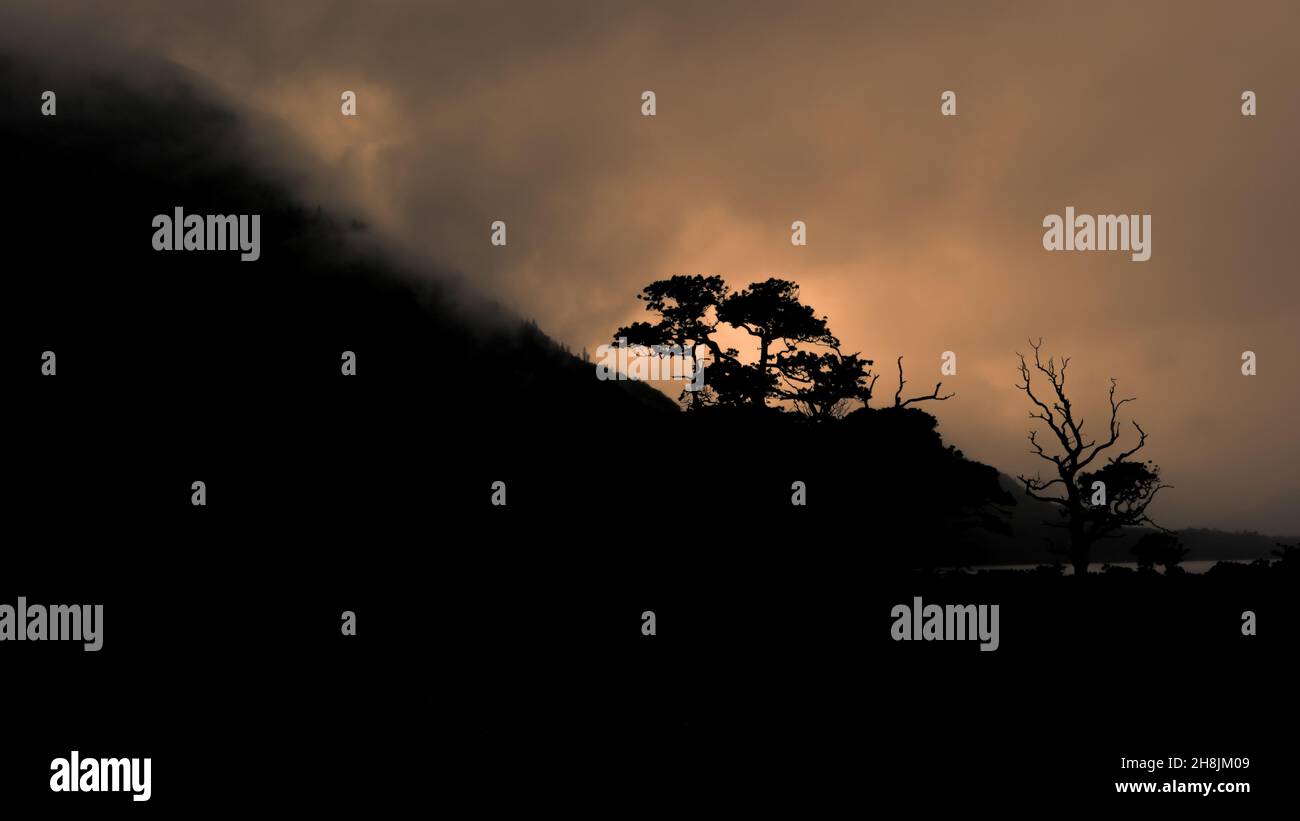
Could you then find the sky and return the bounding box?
[3,0,1297,533]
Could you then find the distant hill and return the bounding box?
[1209,492,1300,541]
[950,474,1288,566]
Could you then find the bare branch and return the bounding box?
[896,355,955,407]
[894,356,905,407]
[1018,474,1070,507]
[1017,340,1073,454]
[1110,421,1148,464]
[1077,378,1137,470]
[1028,430,1061,464]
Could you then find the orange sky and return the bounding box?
[4,0,1297,532]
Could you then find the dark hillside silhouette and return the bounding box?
[2,53,1004,553]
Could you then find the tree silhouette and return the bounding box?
[773,349,875,419]
[614,275,733,409]
[615,275,872,411]
[1015,338,1171,575]
[1132,531,1189,573]
[613,275,948,417]
[715,278,842,406]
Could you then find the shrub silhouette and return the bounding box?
[1131,531,1189,573]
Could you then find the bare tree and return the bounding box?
[1015,339,1171,575]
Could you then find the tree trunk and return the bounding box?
[754,335,770,406]
[1069,522,1091,576]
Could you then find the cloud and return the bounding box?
[2,0,1296,530]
